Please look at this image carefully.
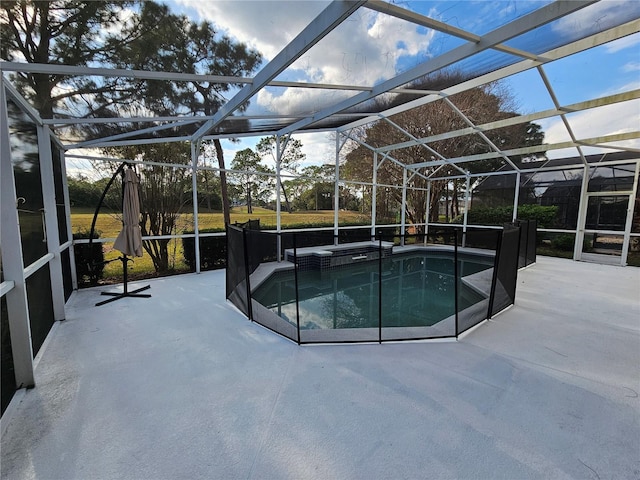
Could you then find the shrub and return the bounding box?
[551,233,575,251]
[182,228,226,271]
[73,227,105,286]
[517,204,557,228]
[461,205,558,228]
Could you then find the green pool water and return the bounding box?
[252,252,493,330]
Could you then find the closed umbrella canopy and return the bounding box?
[113,167,143,257]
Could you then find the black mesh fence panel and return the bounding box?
[505,220,537,268]
[226,225,250,317]
[489,225,521,317]
[339,227,372,243]
[61,248,73,301]
[462,228,501,250]
[426,226,458,246]
[507,221,528,269]
[456,229,500,335]
[294,231,381,343]
[231,224,521,344]
[26,263,55,356]
[382,233,457,340]
[245,229,278,275]
[246,229,298,342]
[525,220,537,266]
[1,295,16,416]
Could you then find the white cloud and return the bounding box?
[174,1,435,116]
[174,0,329,59]
[539,99,640,157]
[552,1,639,38]
[622,61,640,73]
[605,31,640,53]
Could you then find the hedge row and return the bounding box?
[73,228,105,286]
[458,205,558,228]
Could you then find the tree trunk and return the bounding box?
[214,139,231,225]
[282,184,292,213]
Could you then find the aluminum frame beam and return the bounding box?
[278,0,595,136]
[376,90,640,154]
[340,17,639,133]
[1,60,445,95]
[365,0,541,61]
[407,131,640,170]
[192,0,366,141]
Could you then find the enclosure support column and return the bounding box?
[425,180,431,244]
[462,175,471,247]
[371,152,378,240]
[401,167,407,246]
[621,161,640,265]
[512,171,521,222]
[574,165,591,260]
[276,135,283,260]
[60,148,78,290]
[191,141,201,273]
[37,123,65,321]
[0,77,35,388]
[334,133,340,245]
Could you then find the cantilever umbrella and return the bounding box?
[97,165,150,306]
[113,167,143,257]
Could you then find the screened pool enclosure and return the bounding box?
[2,0,639,411]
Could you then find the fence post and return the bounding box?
[378,232,382,344]
[488,229,503,319]
[242,228,253,321]
[454,229,459,338]
[293,232,301,345]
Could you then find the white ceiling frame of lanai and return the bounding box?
[340,16,640,178]
[1,0,638,171]
[274,0,596,137]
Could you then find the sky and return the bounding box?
[48,1,640,252]
[160,0,639,165]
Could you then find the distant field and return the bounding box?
[70,207,371,281]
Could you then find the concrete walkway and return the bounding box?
[1,256,639,479]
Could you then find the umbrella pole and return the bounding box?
[96,255,151,306]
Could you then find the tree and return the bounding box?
[256,136,305,213]
[231,148,274,214]
[66,175,102,208]
[2,0,263,232]
[104,143,192,273]
[1,1,129,118]
[343,74,544,228]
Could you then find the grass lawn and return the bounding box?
[71,207,371,283]
[70,207,639,284]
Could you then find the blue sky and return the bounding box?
[163,0,639,165]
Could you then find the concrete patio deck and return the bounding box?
[1,256,639,479]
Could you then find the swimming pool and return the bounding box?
[252,251,494,338]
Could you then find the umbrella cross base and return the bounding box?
[96,255,151,307]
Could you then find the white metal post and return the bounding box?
[191,141,201,273]
[0,78,35,388]
[401,167,407,246]
[59,148,78,290]
[463,175,471,247]
[276,135,282,260]
[574,165,591,260]
[371,152,378,240]
[37,124,65,321]
[621,161,640,266]
[425,180,431,245]
[334,133,340,245]
[512,171,521,222]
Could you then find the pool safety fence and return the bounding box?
[225,224,528,344]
